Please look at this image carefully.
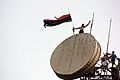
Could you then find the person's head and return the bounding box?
[112,51,115,54]
[81,24,84,26]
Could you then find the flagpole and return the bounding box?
[68,9,75,35]
[90,13,94,34]
[106,19,112,53]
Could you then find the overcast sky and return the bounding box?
[0,0,120,80]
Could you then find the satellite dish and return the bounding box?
[50,33,101,79]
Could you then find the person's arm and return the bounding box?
[75,27,81,29]
[85,21,91,27]
[72,26,82,29]
[72,26,82,33]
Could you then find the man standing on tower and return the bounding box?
[72,21,91,33]
[110,51,117,67]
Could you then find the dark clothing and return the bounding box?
[111,54,117,64]
[111,54,117,60]
[79,29,84,33]
[110,53,117,67]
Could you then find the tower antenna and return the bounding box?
[90,13,95,34]
[106,19,112,53]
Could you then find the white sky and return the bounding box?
[0,0,120,80]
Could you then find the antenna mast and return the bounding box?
[90,13,94,34]
[106,19,112,53]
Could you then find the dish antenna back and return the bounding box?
[50,33,101,79]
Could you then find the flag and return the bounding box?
[43,14,72,28]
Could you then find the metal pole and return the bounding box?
[68,9,75,35]
[90,13,94,34]
[106,19,112,53]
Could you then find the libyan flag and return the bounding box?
[43,14,72,28]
